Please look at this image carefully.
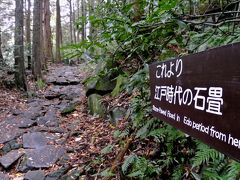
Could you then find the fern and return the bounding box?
[122,154,137,174]
[172,165,184,180]
[192,143,224,167]
[147,128,166,141]
[202,170,222,180]
[136,120,154,139]
[226,160,240,180]
[100,168,115,177]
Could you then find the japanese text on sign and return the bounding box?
[153,59,224,116]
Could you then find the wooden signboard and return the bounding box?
[149,42,240,161]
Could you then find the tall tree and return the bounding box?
[68,0,73,43]
[81,0,86,40]
[43,0,53,64]
[32,0,43,80]
[76,0,80,42]
[72,1,77,43]
[25,0,31,69]
[14,0,27,90]
[55,0,62,62]
[0,28,4,66]
[88,0,95,38]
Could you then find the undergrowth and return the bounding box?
[63,0,240,179]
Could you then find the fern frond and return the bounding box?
[136,120,154,139]
[147,128,166,139]
[122,154,137,174]
[202,169,222,180]
[172,165,184,180]
[226,160,240,180]
[192,143,224,167]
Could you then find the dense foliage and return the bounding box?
[64,0,240,179]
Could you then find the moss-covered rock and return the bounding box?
[109,107,127,125]
[95,76,116,92]
[61,103,76,115]
[87,94,106,117]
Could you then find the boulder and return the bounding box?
[109,107,127,125]
[95,77,116,92]
[87,94,106,117]
[84,76,115,96]
[60,103,76,115]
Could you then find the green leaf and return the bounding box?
[101,145,113,155]
[122,154,137,174]
[191,172,201,180]
[127,170,143,177]
[100,168,115,177]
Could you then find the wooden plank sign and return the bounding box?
[149,42,240,161]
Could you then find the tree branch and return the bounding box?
[182,18,240,27]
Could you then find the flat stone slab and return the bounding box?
[7,117,36,128]
[0,150,24,168]
[45,86,62,99]
[55,77,69,85]
[23,132,54,149]
[17,119,36,128]
[25,170,45,180]
[0,172,9,180]
[37,109,59,127]
[0,121,23,144]
[25,145,65,168]
[46,66,81,86]
[21,109,43,121]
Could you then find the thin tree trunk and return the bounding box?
[32,0,43,80]
[55,0,62,62]
[132,0,144,22]
[43,0,54,64]
[81,0,86,40]
[76,0,80,42]
[0,28,4,66]
[89,0,95,38]
[189,0,193,15]
[14,0,27,90]
[73,1,77,44]
[68,0,73,43]
[25,0,31,70]
[41,0,46,70]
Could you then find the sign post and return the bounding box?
[149,42,240,161]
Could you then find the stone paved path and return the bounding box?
[0,65,85,179]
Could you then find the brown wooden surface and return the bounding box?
[149,42,240,161]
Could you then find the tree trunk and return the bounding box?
[14,0,27,90]
[68,0,73,43]
[81,0,86,40]
[76,0,80,42]
[89,0,95,38]
[25,0,31,70]
[43,0,54,64]
[189,0,193,15]
[0,28,4,66]
[32,0,43,80]
[55,0,62,62]
[132,0,144,22]
[72,1,77,43]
